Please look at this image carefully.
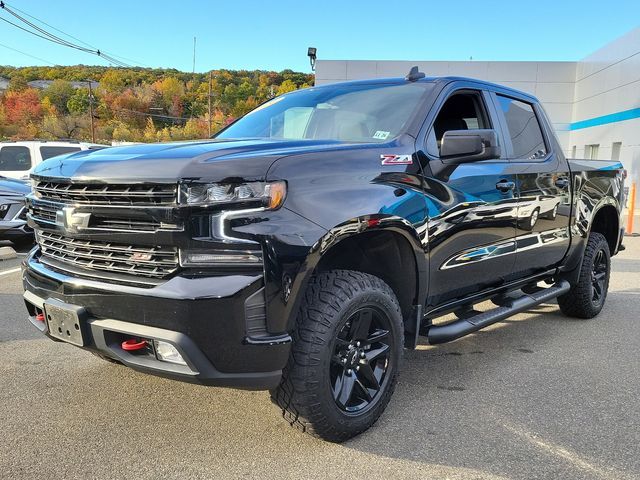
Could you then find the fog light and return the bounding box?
[154,340,187,366]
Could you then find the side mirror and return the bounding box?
[440,129,501,164]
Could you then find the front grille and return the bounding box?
[37,231,179,279]
[34,180,177,205]
[28,203,57,223]
[90,217,165,232]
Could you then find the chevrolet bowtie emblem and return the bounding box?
[56,207,91,233]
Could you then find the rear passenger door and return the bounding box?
[491,93,571,278]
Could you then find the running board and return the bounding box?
[425,280,571,345]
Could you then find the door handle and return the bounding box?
[495,180,515,192]
[555,178,569,189]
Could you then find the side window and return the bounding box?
[0,146,32,171]
[40,146,81,160]
[427,92,490,157]
[496,95,547,160]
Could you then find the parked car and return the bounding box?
[0,175,31,242]
[22,70,625,442]
[0,140,107,180]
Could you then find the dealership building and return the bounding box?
[316,27,640,204]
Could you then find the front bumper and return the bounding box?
[22,252,291,390]
[0,220,32,239]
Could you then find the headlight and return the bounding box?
[180,181,286,209]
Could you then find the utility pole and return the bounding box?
[207,71,212,137]
[87,80,96,143]
[192,37,196,74]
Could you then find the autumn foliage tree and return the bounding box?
[0,66,314,143]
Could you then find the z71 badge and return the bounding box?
[380,154,413,165]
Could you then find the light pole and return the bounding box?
[307,47,317,71]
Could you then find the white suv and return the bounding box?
[0,140,107,180]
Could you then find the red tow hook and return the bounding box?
[35,313,45,323]
[121,338,148,351]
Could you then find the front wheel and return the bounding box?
[521,208,540,231]
[558,232,611,319]
[271,270,403,442]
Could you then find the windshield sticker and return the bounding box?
[373,131,390,140]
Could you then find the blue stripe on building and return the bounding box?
[569,108,640,130]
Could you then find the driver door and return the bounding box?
[419,86,519,307]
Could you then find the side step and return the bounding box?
[425,280,571,345]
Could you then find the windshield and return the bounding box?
[216,82,432,143]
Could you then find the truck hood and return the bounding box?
[31,138,355,183]
[0,176,30,196]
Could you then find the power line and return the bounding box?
[6,3,148,67]
[0,1,134,68]
[0,41,56,65]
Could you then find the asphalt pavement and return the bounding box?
[0,237,638,480]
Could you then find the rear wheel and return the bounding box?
[558,232,611,319]
[271,270,403,442]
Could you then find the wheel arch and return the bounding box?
[558,196,620,286]
[589,202,620,255]
[289,215,428,345]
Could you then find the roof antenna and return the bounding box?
[405,66,425,81]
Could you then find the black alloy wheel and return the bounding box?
[271,270,403,442]
[330,307,392,413]
[558,232,611,319]
[590,248,608,306]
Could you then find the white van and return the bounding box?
[0,140,107,180]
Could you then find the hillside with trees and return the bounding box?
[0,66,314,143]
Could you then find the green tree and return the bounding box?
[276,79,297,95]
[43,80,75,114]
[7,74,28,91]
[67,88,91,115]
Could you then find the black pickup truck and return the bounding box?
[22,69,625,442]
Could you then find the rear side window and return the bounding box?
[40,146,81,160]
[0,146,32,171]
[496,95,547,160]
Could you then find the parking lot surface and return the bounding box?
[0,238,638,480]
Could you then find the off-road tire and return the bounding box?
[270,270,403,442]
[558,232,611,319]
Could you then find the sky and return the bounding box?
[0,0,639,73]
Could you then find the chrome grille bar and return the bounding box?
[34,181,177,205]
[37,231,178,279]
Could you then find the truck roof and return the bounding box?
[314,76,539,103]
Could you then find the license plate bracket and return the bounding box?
[44,298,88,347]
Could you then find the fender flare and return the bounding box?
[559,195,621,284]
[283,214,429,334]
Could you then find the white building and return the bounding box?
[316,27,640,203]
